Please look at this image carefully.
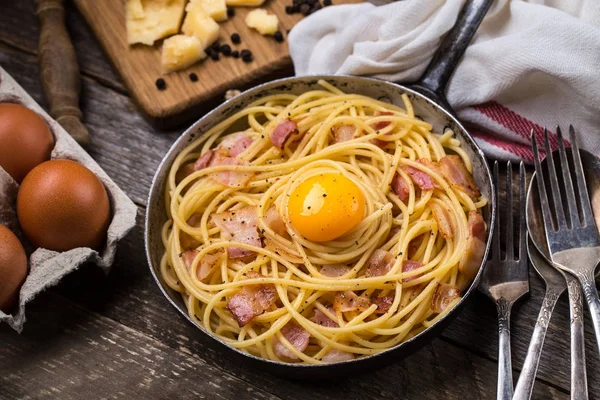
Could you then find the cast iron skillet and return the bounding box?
[145,0,496,379]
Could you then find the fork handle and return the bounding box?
[566,275,588,400]
[513,289,561,400]
[496,299,514,400]
[577,270,600,355]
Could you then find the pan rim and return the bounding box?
[144,74,496,370]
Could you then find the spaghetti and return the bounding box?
[160,80,487,364]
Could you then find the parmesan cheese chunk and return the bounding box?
[225,0,265,6]
[245,9,279,35]
[161,35,206,73]
[188,0,228,22]
[126,0,186,45]
[181,4,221,48]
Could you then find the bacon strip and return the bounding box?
[391,172,409,201]
[406,166,435,190]
[181,250,221,282]
[209,152,254,188]
[264,205,287,236]
[193,150,214,171]
[274,322,310,360]
[365,249,396,277]
[320,264,351,277]
[431,283,460,313]
[220,132,253,157]
[371,111,393,131]
[440,155,481,200]
[431,203,454,239]
[212,206,262,259]
[271,119,299,150]
[402,260,424,282]
[226,272,276,326]
[314,307,338,327]
[459,211,486,281]
[331,124,356,143]
[371,295,394,314]
[322,349,355,363]
[333,291,371,313]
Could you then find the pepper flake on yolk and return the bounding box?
[288,173,365,242]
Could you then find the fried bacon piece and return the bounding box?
[333,291,371,313]
[371,111,394,131]
[181,250,221,282]
[331,124,356,143]
[391,172,410,201]
[459,211,486,281]
[439,155,481,200]
[402,260,424,283]
[219,132,253,157]
[320,264,351,277]
[406,166,435,191]
[314,307,338,327]
[226,272,277,327]
[212,206,262,259]
[365,249,396,277]
[322,349,355,363]
[371,295,394,314]
[431,283,460,313]
[264,205,287,236]
[274,321,310,360]
[271,119,300,150]
[430,203,454,239]
[193,150,214,171]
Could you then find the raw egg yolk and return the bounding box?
[288,173,365,242]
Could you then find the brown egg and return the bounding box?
[0,103,54,183]
[0,224,27,313]
[17,159,111,252]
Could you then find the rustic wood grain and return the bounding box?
[72,0,359,124]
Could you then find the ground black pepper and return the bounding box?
[274,31,284,43]
[231,33,241,44]
[188,72,198,82]
[220,44,232,55]
[155,78,166,90]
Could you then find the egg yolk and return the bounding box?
[288,173,365,242]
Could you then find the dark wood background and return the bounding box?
[0,2,595,399]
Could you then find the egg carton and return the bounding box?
[0,67,137,332]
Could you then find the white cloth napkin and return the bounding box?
[289,0,600,161]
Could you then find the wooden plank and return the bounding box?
[71,0,357,123]
[0,291,566,400]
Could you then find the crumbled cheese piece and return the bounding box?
[126,0,186,45]
[245,9,279,35]
[161,35,206,73]
[188,0,227,22]
[181,3,220,48]
[225,0,265,6]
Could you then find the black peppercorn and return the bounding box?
[220,44,232,55]
[155,78,166,90]
[189,72,198,82]
[274,31,284,43]
[211,41,221,51]
[285,5,295,14]
[323,0,332,6]
[306,0,316,5]
[209,49,220,60]
[300,4,311,15]
[230,33,241,44]
[293,0,302,5]
[311,3,322,13]
[241,49,253,62]
[231,50,240,58]
[227,6,235,17]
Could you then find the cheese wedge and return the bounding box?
[126,0,186,45]
[181,5,220,48]
[188,0,227,22]
[225,0,265,6]
[245,9,278,35]
[161,35,206,73]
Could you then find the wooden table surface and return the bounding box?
[0,3,597,399]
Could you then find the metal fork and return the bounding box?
[479,161,529,400]
[531,126,600,354]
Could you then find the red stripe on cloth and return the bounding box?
[470,130,535,162]
[471,101,560,150]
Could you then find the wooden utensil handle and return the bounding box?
[36,0,90,147]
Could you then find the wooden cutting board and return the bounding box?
[73,0,360,126]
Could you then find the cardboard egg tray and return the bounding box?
[0,67,137,332]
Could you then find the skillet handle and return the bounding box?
[411,0,494,111]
